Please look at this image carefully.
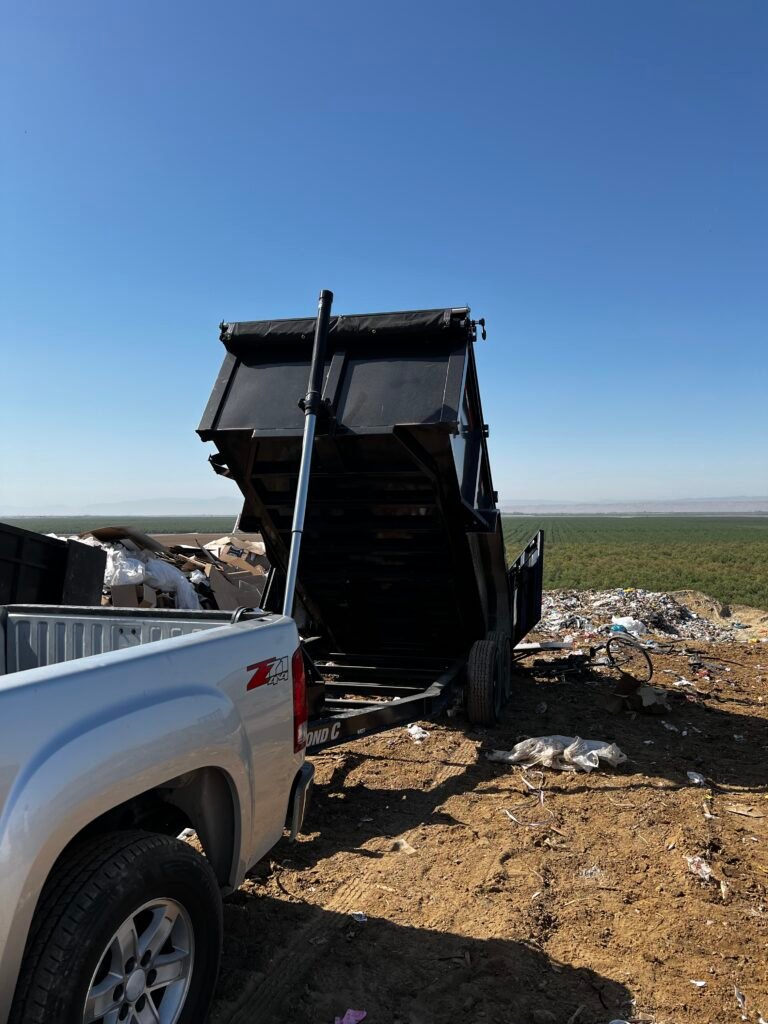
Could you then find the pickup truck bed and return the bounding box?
[1,604,230,675]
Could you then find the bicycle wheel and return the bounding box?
[606,634,653,682]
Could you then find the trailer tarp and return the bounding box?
[220,307,471,353]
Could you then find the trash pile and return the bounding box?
[537,588,747,643]
[49,527,269,612]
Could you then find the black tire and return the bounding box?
[466,639,501,726]
[606,634,654,682]
[487,630,512,701]
[10,830,223,1024]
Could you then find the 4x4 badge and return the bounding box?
[246,656,289,690]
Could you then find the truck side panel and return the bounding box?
[0,614,300,1022]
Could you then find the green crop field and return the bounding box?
[5,514,768,612]
[503,516,768,611]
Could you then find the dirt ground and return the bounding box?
[210,638,768,1024]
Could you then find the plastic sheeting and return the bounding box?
[487,735,627,773]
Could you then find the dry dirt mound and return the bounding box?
[211,640,768,1024]
[673,590,768,639]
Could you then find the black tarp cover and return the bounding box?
[220,307,471,354]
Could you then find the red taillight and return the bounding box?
[292,647,308,753]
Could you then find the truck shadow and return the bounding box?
[214,892,633,1024]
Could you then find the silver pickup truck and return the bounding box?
[0,602,314,1024]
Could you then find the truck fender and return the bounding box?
[0,686,252,1020]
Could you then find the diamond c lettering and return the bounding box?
[246,656,289,691]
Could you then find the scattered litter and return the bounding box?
[674,677,695,687]
[662,721,680,732]
[504,768,555,827]
[579,865,602,879]
[488,735,626,773]
[535,701,548,715]
[537,588,749,643]
[405,723,429,743]
[724,805,765,819]
[335,1012,367,1024]
[685,855,713,881]
[735,986,747,1013]
[349,911,367,923]
[720,879,731,902]
[703,801,716,820]
[687,771,706,785]
[690,979,707,988]
[392,838,416,855]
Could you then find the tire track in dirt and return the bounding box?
[223,736,480,1024]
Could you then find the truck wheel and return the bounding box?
[10,830,222,1024]
[486,630,512,701]
[466,638,502,726]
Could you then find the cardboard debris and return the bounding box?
[75,528,270,613]
[81,526,170,556]
[205,563,265,611]
[204,535,268,575]
[111,583,158,609]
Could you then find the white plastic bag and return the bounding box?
[611,615,648,636]
[487,735,627,773]
[406,724,429,743]
[143,558,201,610]
[104,545,146,587]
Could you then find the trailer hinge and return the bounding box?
[471,318,487,341]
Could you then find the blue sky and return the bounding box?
[1,0,766,511]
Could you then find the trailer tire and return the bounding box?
[10,830,222,1024]
[486,630,512,702]
[466,639,502,726]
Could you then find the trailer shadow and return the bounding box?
[291,653,767,867]
[499,657,768,793]
[214,891,633,1024]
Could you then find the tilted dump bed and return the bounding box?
[198,307,542,667]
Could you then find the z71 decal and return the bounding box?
[246,656,289,691]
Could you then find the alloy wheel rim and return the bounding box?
[82,898,194,1024]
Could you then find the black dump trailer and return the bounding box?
[198,296,543,749]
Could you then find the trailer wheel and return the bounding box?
[486,630,512,702]
[10,830,222,1024]
[466,639,502,726]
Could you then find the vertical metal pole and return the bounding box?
[282,289,334,617]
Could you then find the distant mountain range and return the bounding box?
[0,497,242,517]
[500,497,768,515]
[3,496,767,517]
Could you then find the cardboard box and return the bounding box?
[110,583,158,608]
[203,535,268,575]
[205,564,265,611]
